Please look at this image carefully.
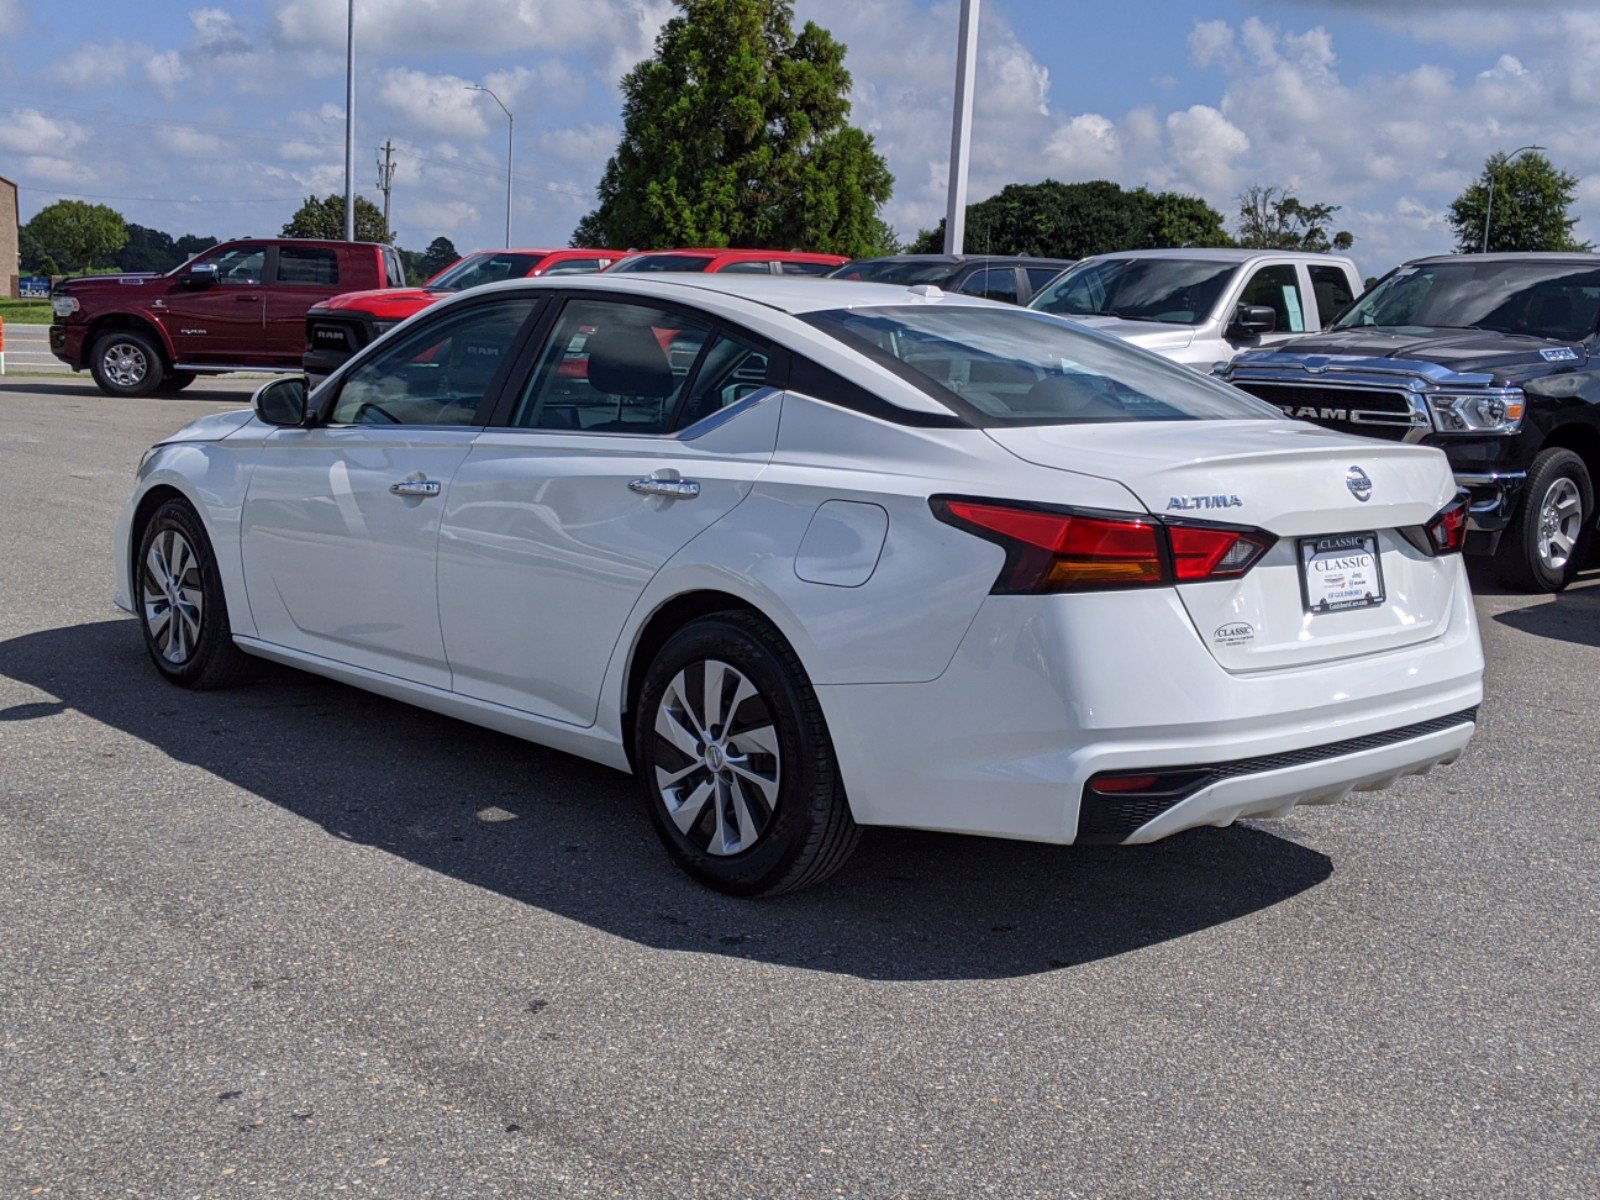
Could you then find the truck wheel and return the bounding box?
[154,372,198,395]
[1494,448,1593,593]
[89,330,166,397]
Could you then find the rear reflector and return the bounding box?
[932,497,1277,595]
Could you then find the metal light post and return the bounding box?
[343,0,356,241]
[1482,143,1544,254]
[467,84,514,247]
[943,0,981,256]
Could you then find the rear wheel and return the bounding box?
[90,330,166,397]
[1494,449,1592,593]
[634,612,859,896]
[136,499,253,689]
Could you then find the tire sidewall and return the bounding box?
[91,330,166,397]
[135,501,234,685]
[1511,450,1592,592]
[634,617,828,895]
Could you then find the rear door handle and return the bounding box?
[235,294,261,303]
[390,480,442,498]
[629,477,700,500]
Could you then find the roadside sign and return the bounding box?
[19,276,51,299]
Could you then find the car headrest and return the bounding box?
[585,326,677,398]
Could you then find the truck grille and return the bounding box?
[1233,382,1423,442]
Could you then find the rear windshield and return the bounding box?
[1334,260,1600,342]
[1030,258,1237,325]
[427,252,547,291]
[609,254,714,273]
[803,306,1283,426]
[829,260,961,287]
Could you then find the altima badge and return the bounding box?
[1346,466,1373,502]
[1166,494,1243,511]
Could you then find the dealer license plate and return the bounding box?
[1298,532,1385,613]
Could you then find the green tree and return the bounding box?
[418,236,459,277]
[574,0,893,256]
[1235,185,1353,252]
[908,180,1231,258]
[18,224,60,276]
[281,194,391,242]
[1448,150,1591,254]
[24,200,129,272]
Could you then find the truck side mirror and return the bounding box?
[1230,304,1277,337]
[253,375,309,427]
[186,262,220,287]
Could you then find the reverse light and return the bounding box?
[932,497,1278,594]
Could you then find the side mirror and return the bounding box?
[187,262,219,287]
[253,375,309,427]
[1230,304,1277,337]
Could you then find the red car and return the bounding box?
[604,248,848,276]
[303,246,620,379]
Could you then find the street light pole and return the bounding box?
[943,0,981,257]
[343,0,356,241]
[1482,143,1544,254]
[467,84,514,247]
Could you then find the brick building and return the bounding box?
[0,173,18,298]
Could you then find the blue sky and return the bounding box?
[2,1,1596,275]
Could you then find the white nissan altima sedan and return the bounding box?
[116,274,1485,894]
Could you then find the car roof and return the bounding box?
[618,248,845,262]
[1076,248,1354,264]
[843,254,1075,268]
[461,247,617,256]
[1402,252,1600,266]
[494,272,1005,314]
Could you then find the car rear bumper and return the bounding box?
[816,568,1484,845]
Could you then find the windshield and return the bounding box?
[803,305,1284,426]
[427,252,547,291]
[829,260,961,287]
[1335,260,1600,342]
[609,254,714,273]
[1030,258,1237,325]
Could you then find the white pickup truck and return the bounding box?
[1028,248,1364,369]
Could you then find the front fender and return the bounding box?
[86,310,179,364]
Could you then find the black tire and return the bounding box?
[634,611,860,896]
[134,499,254,689]
[1493,448,1593,593]
[89,329,166,397]
[153,371,198,395]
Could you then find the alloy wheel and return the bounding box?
[652,659,781,856]
[103,341,150,389]
[1535,477,1583,572]
[142,529,204,664]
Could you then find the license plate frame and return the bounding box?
[1297,531,1386,614]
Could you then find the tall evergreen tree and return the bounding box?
[574,0,892,256]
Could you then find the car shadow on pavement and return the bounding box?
[0,379,263,402]
[1490,578,1600,648]
[0,619,1333,983]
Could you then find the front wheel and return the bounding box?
[1494,448,1593,593]
[136,500,254,689]
[634,612,860,896]
[90,330,166,397]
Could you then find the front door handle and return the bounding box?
[235,294,262,303]
[390,479,442,498]
[629,477,700,500]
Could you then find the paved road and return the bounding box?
[1,380,1596,1198]
[1,321,70,374]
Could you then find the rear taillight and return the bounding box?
[932,497,1277,595]
[1423,493,1470,555]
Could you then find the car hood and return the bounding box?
[157,408,258,445]
[314,287,443,317]
[1065,315,1198,352]
[1257,326,1587,379]
[55,272,163,293]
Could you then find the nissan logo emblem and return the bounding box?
[1346,466,1373,502]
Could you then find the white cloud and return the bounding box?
[144,50,191,96]
[269,0,655,56]
[377,68,491,139]
[157,127,225,158]
[48,41,133,89]
[0,109,89,156]
[538,123,619,172]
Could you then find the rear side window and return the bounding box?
[609,255,714,273]
[716,260,775,275]
[1026,266,1064,291]
[957,266,1019,303]
[779,261,833,276]
[540,257,609,276]
[511,299,715,434]
[277,247,340,286]
[1308,266,1355,328]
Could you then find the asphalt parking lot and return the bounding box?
[1,377,1596,1198]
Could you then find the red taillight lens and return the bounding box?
[932,498,1277,594]
[936,499,1165,593]
[1167,524,1276,582]
[1424,494,1470,555]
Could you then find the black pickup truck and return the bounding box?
[1218,253,1600,592]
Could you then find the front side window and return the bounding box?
[328,298,537,426]
[829,260,960,287]
[803,305,1284,427]
[958,267,1020,303]
[277,247,340,286]
[779,260,832,276]
[426,252,547,292]
[207,245,266,286]
[1237,264,1306,333]
[608,254,714,273]
[716,259,776,275]
[1030,258,1237,325]
[540,257,609,276]
[1026,266,1065,292]
[511,300,715,434]
[1334,261,1600,342]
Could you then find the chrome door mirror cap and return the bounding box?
[252,374,310,427]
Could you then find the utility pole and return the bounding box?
[376,139,396,241]
[943,0,981,257]
[343,0,356,241]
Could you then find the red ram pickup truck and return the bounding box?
[49,238,405,396]
[303,246,619,380]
